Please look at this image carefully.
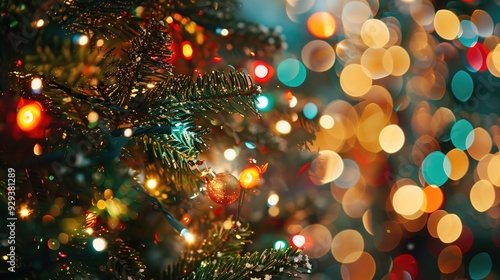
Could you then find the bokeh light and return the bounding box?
[360,47,393,79]
[471,10,494,37]
[309,150,344,186]
[182,41,193,60]
[307,12,336,38]
[451,119,474,151]
[379,124,405,154]
[291,234,306,248]
[300,224,333,259]
[421,151,451,187]
[390,254,418,280]
[434,10,460,40]
[256,94,274,112]
[31,77,42,93]
[331,229,364,263]
[423,185,443,213]
[446,148,469,181]
[458,20,479,47]
[275,120,291,134]
[342,1,373,36]
[340,64,372,98]
[470,180,495,212]
[469,252,492,279]
[319,115,334,129]
[333,159,360,189]
[438,245,462,274]
[467,43,489,72]
[303,102,318,119]
[223,148,238,161]
[392,185,425,216]
[467,128,492,161]
[387,46,410,76]
[17,102,43,132]
[360,19,390,47]
[301,40,336,72]
[340,252,376,280]
[437,213,462,243]
[451,70,474,102]
[277,58,307,87]
[92,237,108,251]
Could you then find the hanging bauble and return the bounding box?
[205,171,240,205]
[239,163,268,189]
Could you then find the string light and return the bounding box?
[78,35,89,45]
[31,77,42,93]
[17,102,43,131]
[146,178,158,189]
[92,237,107,251]
[123,128,133,137]
[182,41,193,60]
[19,206,32,218]
[35,19,44,28]
[182,231,195,243]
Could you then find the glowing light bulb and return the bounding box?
[182,42,193,60]
[78,35,89,45]
[17,102,43,131]
[31,77,42,91]
[224,148,237,161]
[87,111,99,123]
[276,120,292,134]
[35,19,45,28]
[267,193,279,206]
[184,232,195,243]
[146,178,158,189]
[255,65,269,78]
[19,206,31,217]
[292,234,306,247]
[220,28,229,36]
[92,237,107,251]
[123,128,133,137]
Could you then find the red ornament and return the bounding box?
[206,172,240,204]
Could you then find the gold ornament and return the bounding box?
[206,172,240,205]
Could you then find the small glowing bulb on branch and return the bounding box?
[17,102,43,131]
[78,35,89,45]
[224,148,237,161]
[276,120,291,134]
[146,178,158,189]
[220,28,229,36]
[182,41,193,60]
[31,77,42,91]
[92,237,107,252]
[180,228,195,243]
[184,232,195,243]
[267,193,279,206]
[86,228,94,235]
[35,19,45,28]
[19,206,32,217]
[123,128,133,137]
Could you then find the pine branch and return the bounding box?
[99,19,173,108]
[107,238,147,279]
[163,218,253,279]
[60,0,141,41]
[185,247,311,280]
[139,70,261,120]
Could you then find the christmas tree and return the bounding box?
[0,0,313,279]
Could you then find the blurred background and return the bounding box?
[226,0,500,279]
